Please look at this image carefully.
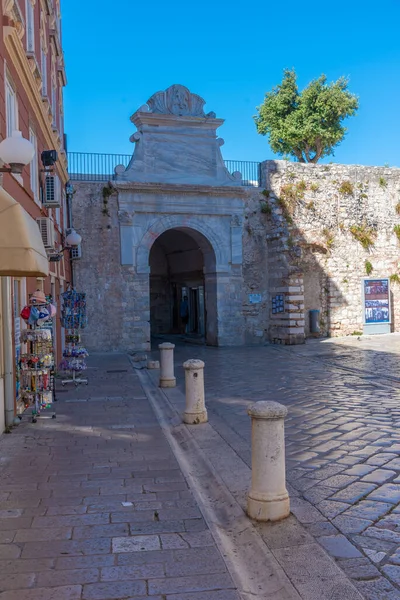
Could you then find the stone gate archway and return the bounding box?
[148,226,218,345]
[132,213,236,348]
[112,84,247,351]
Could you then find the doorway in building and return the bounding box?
[149,228,215,344]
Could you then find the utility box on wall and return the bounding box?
[309,309,320,334]
[362,278,391,335]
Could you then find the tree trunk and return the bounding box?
[293,149,305,163]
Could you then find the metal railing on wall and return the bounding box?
[67,152,261,187]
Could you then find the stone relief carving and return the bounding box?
[231,215,242,227]
[3,0,25,37]
[146,84,216,118]
[118,210,134,225]
[115,164,127,176]
[129,132,141,143]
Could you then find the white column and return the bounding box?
[183,359,207,424]
[158,342,176,388]
[247,401,290,522]
[1,278,14,427]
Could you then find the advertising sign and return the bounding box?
[249,293,262,305]
[363,278,390,324]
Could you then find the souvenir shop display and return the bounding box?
[19,290,57,423]
[60,289,89,387]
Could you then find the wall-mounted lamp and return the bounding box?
[64,229,82,248]
[0,131,35,174]
[48,229,82,262]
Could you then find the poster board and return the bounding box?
[362,278,391,334]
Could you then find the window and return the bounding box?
[55,175,60,224]
[62,189,67,229]
[41,45,47,97]
[51,84,57,128]
[29,128,39,202]
[59,88,64,138]
[5,76,18,137]
[56,12,61,39]
[26,0,35,53]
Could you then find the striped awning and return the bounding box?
[0,186,49,277]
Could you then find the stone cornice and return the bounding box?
[131,112,225,130]
[112,180,248,197]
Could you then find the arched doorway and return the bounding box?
[149,227,217,345]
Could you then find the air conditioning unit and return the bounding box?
[36,217,55,249]
[70,244,82,260]
[43,174,60,208]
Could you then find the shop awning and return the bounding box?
[0,186,49,277]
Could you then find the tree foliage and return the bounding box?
[254,69,359,163]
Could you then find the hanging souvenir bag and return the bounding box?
[28,306,40,325]
[20,306,31,322]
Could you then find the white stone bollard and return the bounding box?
[247,401,290,522]
[158,343,176,388]
[183,359,208,424]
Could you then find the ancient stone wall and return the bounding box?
[72,161,400,352]
[255,160,400,338]
[71,182,141,353]
[71,182,251,351]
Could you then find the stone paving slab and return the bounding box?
[140,358,365,600]
[148,334,400,599]
[0,355,243,600]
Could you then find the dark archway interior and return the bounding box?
[149,229,208,339]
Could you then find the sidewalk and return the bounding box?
[0,350,374,599]
[0,353,303,600]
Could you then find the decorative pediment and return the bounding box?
[119,84,243,187]
[146,84,215,118]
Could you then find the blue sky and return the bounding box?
[62,0,400,166]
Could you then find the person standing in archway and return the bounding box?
[180,295,189,334]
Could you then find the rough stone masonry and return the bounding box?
[71,85,400,352]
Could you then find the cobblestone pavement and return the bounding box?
[0,355,242,600]
[156,333,400,600]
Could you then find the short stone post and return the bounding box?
[183,359,208,424]
[147,360,160,370]
[247,401,290,522]
[158,343,176,388]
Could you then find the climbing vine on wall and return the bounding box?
[102,184,114,217]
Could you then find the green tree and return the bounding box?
[254,69,359,163]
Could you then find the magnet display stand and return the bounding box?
[20,305,56,423]
[60,290,89,387]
